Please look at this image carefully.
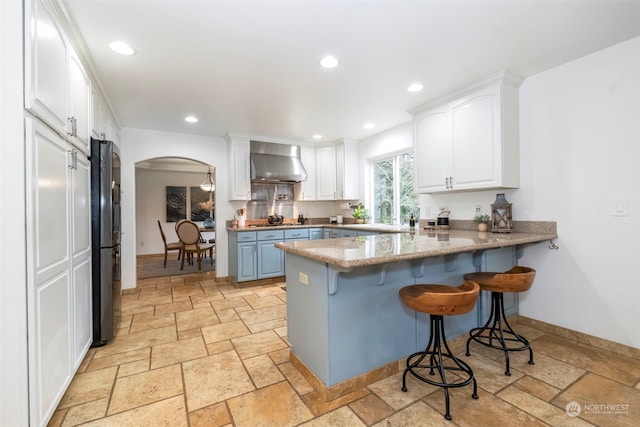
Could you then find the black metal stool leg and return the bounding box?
[402,315,478,421]
[466,291,534,376]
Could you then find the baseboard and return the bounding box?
[517,315,640,360]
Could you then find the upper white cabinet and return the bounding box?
[336,139,359,200]
[315,145,337,200]
[412,73,522,193]
[91,88,118,143]
[295,146,316,200]
[24,0,68,132]
[67,50,91,151]
[314,140,359,200]
[226,135,251,201]
[25,0,93,154]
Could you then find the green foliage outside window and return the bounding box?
[372,152,419,225]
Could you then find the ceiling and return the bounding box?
[63,0,640,144]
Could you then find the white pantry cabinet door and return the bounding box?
[25,118,73,427]
[24,0,68,134]
[70,152,92,367]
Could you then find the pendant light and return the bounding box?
[199,167,215,192]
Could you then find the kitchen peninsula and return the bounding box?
[275,225,557,399]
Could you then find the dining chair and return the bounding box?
[157,220,182,267]
[176,220,214,271]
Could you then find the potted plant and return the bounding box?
[352,203,369,224]
[473,214,491,232]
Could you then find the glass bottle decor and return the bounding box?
[491,193,513,233]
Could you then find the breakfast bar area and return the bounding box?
[276,225,558,398]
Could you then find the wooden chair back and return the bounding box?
[176,220,200,246]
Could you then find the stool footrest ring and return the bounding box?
[402,315,478,420]
[466,291,534,376]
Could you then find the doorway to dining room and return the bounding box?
[135,157,216,278]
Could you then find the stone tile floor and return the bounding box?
[49,272,640,426]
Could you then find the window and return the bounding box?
[370,151,419,225]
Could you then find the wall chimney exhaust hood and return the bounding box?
[250,140,308,182]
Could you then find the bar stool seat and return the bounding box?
[399,280,480,421]
[464,266,536,376]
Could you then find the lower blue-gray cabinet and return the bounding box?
[237,240,257,281]
[309,228,323,240]
[257,230,285,279]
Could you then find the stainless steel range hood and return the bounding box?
[250,140,308,182]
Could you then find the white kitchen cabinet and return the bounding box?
[315,141,359,200]
[414,107,450,193]
[413,74,521,193]
[336,139,359,200]
[295,146,316,200]
[67,49,91,152]
[91,89,115,141]
[24,0,68,133]
[226,135,251,201]
[315,145,337,200]
[25,0,93,155]
[25,117,92,427]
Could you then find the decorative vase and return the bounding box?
[203,217,215,229]
[477,223,488,232]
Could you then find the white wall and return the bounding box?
[136,168,216,255]
[357,121,414,209]
[517,36,639,348]
[120,128,231,289]
[359,36,640,349]
[0,1,29,425]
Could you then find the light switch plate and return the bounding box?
[610,199,628,216]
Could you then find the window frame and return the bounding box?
[367,149,417,226]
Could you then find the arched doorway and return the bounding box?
[134,157,216,278]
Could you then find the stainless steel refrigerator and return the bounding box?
[90,137,121,346]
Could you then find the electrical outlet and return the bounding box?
[299,272,308,285]
[475,205,482,213]
[610,199,628,216]
[141,241,144,247]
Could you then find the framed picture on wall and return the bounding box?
[166,186,186,222]
[191,186,213,221]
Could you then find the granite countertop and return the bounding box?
[227,223,408,233]
[275,229,558,268]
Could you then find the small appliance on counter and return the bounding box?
[330,216,337,224]
[437,210,450,230]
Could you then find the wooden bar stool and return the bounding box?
[464,266,536,376]
[399,281,480,421]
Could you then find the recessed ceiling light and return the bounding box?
[312,134,322,139]
[184,116,198,123]
[320,56,339,68]
[109,41,135,55]
[407,83,424,92]
[363,122,375,130]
